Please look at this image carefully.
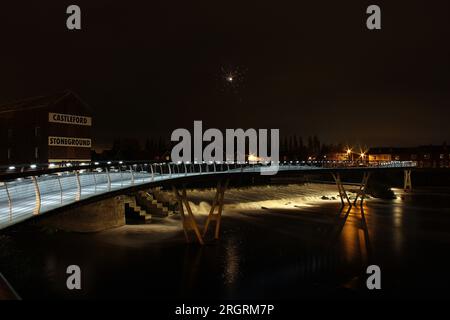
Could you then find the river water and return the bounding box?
[1,183,450,299]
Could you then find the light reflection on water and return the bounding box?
[340,215,360,265]
[2,184,450,299]
[223,237,241,286]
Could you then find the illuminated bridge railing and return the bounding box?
[0,160,415,230]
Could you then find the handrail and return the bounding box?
[0,160,416,230]
[0,160,416,180]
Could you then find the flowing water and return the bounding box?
[1,183,450,299]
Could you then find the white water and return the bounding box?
[186,183,345,215]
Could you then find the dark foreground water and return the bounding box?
[1,185,450,300]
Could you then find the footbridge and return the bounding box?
[0,160,415,237]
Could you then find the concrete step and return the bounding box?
[124,196,152,223]
[134,189,179,218]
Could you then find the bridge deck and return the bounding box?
[0,163,414,230]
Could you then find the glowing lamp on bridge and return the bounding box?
[8,166,15,170]
[30,164,37,169]
[248,154,260,162]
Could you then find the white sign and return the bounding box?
[48,136,92,148]
[49,112,92,126]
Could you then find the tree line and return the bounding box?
[92,135,345,161]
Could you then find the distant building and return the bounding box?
[368,147,393,162]
[325,152,348,161]
[0,91,92,166]
[368,145,450,168]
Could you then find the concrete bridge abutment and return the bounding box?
[38,195,126,232]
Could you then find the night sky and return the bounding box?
[0,1,449,149]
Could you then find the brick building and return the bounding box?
[0,91,92,165]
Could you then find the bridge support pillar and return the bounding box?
[353,172,371,207]
[404,169,412,191]
[172,186,204,245]
[203,179,229,240]
[331,173,351,209]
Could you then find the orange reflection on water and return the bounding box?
[339,204,372,266]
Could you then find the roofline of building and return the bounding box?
[0,90,93,115]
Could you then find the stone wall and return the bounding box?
[39,195,125,232]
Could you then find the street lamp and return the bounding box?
[346,148,353,161]
[360,152,366,162]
